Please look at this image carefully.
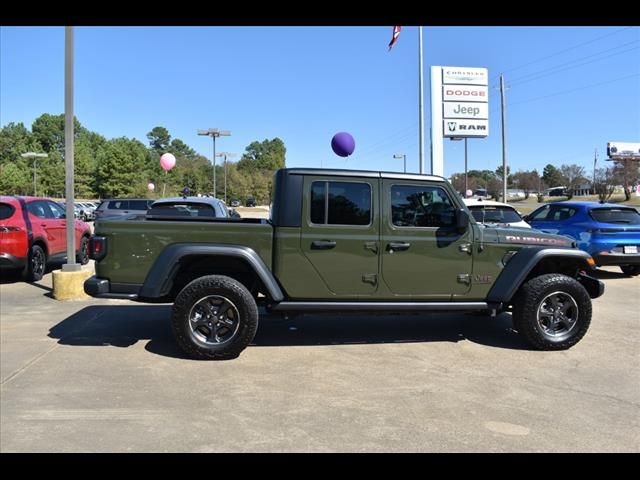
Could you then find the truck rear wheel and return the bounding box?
[620,265,640,276]
[512,273,591,351]
[171,275,259,360]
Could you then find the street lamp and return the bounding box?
[21,152,48,196]
[393,154,406,173]
[216,152,237,203]
[197,128,231,197]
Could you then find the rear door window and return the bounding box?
[310,181,371,226]
[129,200,151,211]
[109,200,129,210]
[27,200,52,219]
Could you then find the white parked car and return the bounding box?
[463,198,531,229]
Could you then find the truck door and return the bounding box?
[381,180,473,299]
[300,175,379,296]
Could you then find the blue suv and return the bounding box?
[526,201,640,276]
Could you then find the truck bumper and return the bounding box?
[592,252,640,267]
[84,275,140,299]
[0,253,27,270]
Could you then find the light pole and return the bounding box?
[464,138,468,196]
[21,152,48,196]
[198,128,231,197]
[393,154,406,173]
[216,152,237,203]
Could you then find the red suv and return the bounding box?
[0,196,92,281]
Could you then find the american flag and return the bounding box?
[388,26,401,51]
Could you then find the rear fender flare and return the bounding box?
[138,243,284,301]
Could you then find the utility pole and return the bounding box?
[593,148,598,194]
[216,152,237,203]
[418,26,425,174]
[62,26,79,272]
[464,138,468,196]
[197,129,231,196]
[500,74,507,202]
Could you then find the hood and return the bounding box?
[494,226,575,248]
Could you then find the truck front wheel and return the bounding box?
[172,275,259,360]
[512,274,592,351]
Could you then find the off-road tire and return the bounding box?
[512,273,591,351]
[172,275,258,360]
[620,265,640,276]
[24,244,46,282]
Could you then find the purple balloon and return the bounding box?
[331,132,355,157]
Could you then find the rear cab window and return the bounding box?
[148,202,217,217]
[469,205,522,224]
[530,205,577,221]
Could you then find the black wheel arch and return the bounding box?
[487,247,600,304]
[138,243,285,303]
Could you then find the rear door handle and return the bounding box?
[311,240,337,250]
[387,242,411,252]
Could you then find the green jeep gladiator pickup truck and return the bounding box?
[85,168,604,359]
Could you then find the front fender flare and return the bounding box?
[487,247,594,303]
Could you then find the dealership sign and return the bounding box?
[441,66,488,138]
[607,142,640,160]
[442,67,488,86]
[444,119,489,137]
[443,102,488,119]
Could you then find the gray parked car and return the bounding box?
[94,199,154,220]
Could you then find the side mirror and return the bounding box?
[522,214,530,222]
[456,208,470,233]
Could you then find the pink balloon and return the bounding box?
[148,183,155,191]
[160,153,176,171]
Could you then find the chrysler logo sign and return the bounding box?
[442,67,488,86]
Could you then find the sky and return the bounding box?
[1,26,639,178]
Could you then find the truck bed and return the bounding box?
[94,217,274,285]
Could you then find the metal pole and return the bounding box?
[33,159,37,196]
[63,26,79,272]
[593,148,598,193]
[224,154,227,203]
[404,154,406,174]
[500,74,507,202]
[212,136,216,197]
[464,138,468,196]
[418,26,425,174]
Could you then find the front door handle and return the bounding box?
[311,240,337,250]
[387,242,411,252]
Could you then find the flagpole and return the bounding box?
[418,26,425,175]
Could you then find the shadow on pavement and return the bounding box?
[592,268,633,280]
[48,304,528,359]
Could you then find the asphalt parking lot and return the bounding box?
[1,265,638,452]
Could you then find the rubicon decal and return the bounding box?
[505,235,572,246]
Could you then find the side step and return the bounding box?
[272,302,490,312]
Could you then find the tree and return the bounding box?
[612,159,639,201]
[593,167,617,202]
[542,164,565,188]
[0,162,31,195]
[449,173,478,195]
[559,164,587,199]
[96,137,149,198]
[147,126,171,152]
[31,113,85,156]
[238,138,286,171]
[512,170,541,199]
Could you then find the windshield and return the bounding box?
[469,205,522,224]
[590,208,640,225]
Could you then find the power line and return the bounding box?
[489,26,633,82]
[508,41,639,87]
[509,72,640,107]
